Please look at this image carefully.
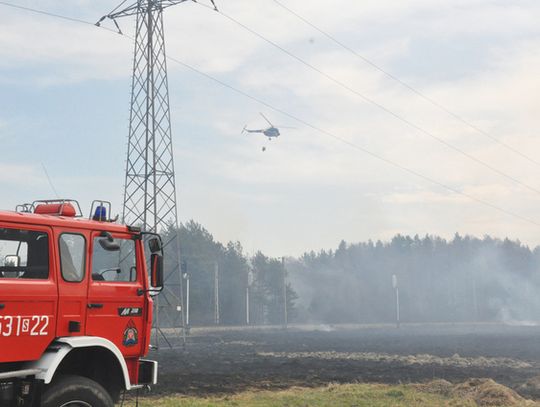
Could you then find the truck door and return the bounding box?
[0,224,57,363]
[86,232,146,360]
[55,229,89,338]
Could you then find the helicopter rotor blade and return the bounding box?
[259,112,274,127]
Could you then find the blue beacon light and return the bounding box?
[93,205,107,221]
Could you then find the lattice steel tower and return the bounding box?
[97,0,216,345]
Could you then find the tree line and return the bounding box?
[288,234,540,324]
[162,221,540,326]
[162,221,296,326]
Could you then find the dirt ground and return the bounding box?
[149,324,540,400]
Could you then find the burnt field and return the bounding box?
[151,324,540,399]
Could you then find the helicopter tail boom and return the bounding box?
[243,128,264,134]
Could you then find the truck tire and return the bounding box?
[41,375,114,407]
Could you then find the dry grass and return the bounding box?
[123,380,539,407]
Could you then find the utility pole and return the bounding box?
[214,261,220,325]
[246,269,252,325]
[97,0,220,347]
[472,272,478,322]
[246,286,250,325]
[186,275,190,326]
[392,274,400,328]
[282,257,288,328]
[182,261,190,329]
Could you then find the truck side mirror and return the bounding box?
[4,255,20,267]
[148,237,162,253]
[98,231,120,252]
[150,254,164,288]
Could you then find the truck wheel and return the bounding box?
[42,375,114,407]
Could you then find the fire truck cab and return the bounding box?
[0,200,163,407]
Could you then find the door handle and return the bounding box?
[0,304,4,310]
[87,303,104,309]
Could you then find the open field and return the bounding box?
[125,382,506,407]
[136,323,540,405]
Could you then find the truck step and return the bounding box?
[0,369,41,380]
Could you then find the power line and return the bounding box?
[165,54,540,228]
[1,2,540,229]
[270,0,540,169]
[0,1,118,33]
[196,3,540,197]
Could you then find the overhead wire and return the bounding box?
[270,0,540,169]
[164,54,540,228]
[0,0,118,33]
[195,2,540,197]
[1,1,540,228]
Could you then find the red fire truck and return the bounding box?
[0,199,163,407]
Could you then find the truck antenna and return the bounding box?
[41,163,60,198]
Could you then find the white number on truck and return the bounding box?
[0,316,49,337]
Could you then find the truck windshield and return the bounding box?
[91,237,137,282]
[0,228,49,279]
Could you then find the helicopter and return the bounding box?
[242,113,294,141]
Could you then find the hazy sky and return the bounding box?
[1,0,540,256]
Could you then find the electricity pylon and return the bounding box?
[97,0,216,347]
